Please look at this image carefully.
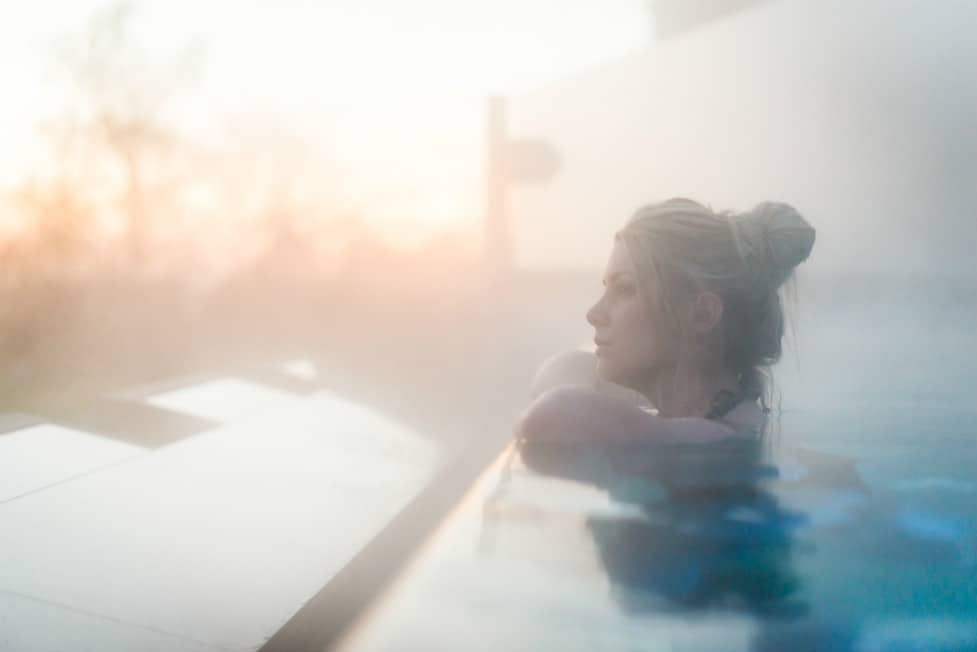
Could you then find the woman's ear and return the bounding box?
[691,291,724,335]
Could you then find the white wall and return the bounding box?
[509,0,977,277]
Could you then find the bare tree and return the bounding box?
[52,1,203,270]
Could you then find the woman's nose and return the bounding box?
[586,299,608,328]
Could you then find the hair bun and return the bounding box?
[733,202,816,290]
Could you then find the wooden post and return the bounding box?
[484,95,511,272]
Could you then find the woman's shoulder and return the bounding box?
[530,349,647,405]
[529,350,598,398]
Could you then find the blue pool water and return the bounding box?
[335,407,976,651]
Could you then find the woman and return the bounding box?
[518,198,815,445]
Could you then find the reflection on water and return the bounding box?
[513,428,977,650]
[587,487,806,618]
[521,437,807,618]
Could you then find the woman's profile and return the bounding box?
[518,198,816,446]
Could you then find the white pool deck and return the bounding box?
[0,365,441,652]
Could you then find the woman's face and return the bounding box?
[586,240,674,387]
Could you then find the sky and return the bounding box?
[0,0,651,243]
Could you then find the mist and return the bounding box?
[1,2,975,649]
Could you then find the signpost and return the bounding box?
[484,96,561,272]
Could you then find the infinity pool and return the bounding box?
[336,400,977,651]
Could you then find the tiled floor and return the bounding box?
[0,362,442,652]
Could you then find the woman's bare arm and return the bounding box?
[517,385,738,445]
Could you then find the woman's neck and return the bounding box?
[638,365,740,419]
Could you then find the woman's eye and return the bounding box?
[611,284,635,297]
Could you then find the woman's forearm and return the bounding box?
[519,385,656,442]
[518,385,736,445]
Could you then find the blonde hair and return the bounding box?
[615,198,816,411]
